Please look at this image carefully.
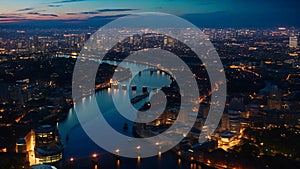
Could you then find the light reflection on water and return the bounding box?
[58,61,171,157]
[57,61,209,169]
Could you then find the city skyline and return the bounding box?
[0,26,299,169]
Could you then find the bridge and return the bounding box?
[111,67,173,92]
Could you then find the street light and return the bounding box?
[115,149,120,159]
[92,153,98,158]
[91,153,98,163]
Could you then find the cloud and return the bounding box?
[40,14,59,17]
[27,12,58,17]
[66,13,77,15]
[97,9,138,12]
[80,11,99,15]
[48,5,62,7]
[17,8,34,12]
[67,8,138,15]
[0,15,27,23]
[52,0,86,4]
[27,12,40,15]
[88,14,129,20]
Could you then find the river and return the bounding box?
[57,60,211,169]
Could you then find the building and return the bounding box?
[35,125,57,148]
[289,36,298,48]
[227,97,245,134]
[218,130,235,145]
[228,110,240,134]
[16,129,35,154]
[16,138,27,153]
[217,130,240,151]
[34,125,63,164]
[268,85,282,110]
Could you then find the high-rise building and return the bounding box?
[34,125,63,164]
[227,97,245,134]
[289,36,298,48]
[228,110,240,134]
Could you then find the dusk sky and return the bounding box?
[0,0,300,27]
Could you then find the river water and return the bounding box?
[58,60,211,169]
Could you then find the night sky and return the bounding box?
[0,0,299,28]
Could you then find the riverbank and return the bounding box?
[57,59,182,169]
[132,122,215,168]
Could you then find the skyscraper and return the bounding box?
[289,36,298,48]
